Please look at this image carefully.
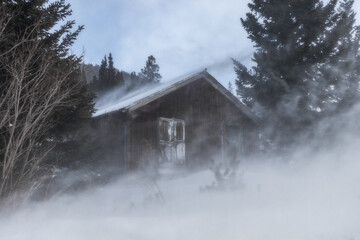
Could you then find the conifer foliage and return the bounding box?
[234,0,360,145]
[90,53,125,92]
[89,54,161,94]
[139,55,162,84]
[0,0,95,200]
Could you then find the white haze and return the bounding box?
[94,73,196,116]
[94,71,210,116]
[1,104,360,240]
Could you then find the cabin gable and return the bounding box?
[91,72,260,170]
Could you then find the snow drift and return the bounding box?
[1,106,360,240]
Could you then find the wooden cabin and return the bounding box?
[90,71,260,170]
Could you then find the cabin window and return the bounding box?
[159,119,171,142]
[175,121,185,141]
[159,118,185,142]
[158,117,186,164]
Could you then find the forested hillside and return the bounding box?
[83,54,162,96]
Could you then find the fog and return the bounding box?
[0,103,359,240]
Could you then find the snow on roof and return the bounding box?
[93,72,204,117]
[93,71,260,125]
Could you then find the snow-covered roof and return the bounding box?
[93,72,200,117]
[93,71,260,125]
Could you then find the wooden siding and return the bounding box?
[126,77,258,168]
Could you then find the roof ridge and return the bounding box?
[93,71,260,126]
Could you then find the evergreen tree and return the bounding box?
[127,71,140,91]
[0,0,95,198]
[90,54,161,93]
[234,0,360,145]
[52,64,95,137]
[98,55,108,90]
[115,71,125,88]
[93,53,126,92]
[107,52,117,87]
[90,75,99,92]
[139,55,162,84]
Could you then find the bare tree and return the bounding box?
[0,4,87,203]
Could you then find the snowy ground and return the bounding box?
[1,145,360,240]
[2,104,360,240]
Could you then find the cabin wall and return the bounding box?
[127,79,258,168]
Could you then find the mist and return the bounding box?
[2,0,360,239]
[1,102,360,240]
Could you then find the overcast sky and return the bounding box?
[68,0,360,87]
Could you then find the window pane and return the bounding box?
[175,121,184,141]
[159,119,171,142]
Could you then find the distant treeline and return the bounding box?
[83,54,161,95]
